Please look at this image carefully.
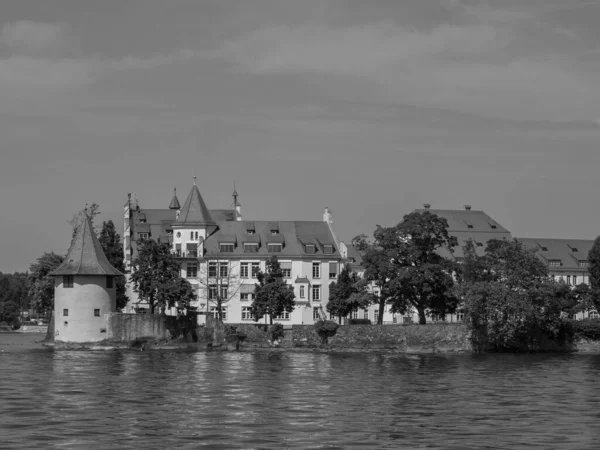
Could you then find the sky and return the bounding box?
[2,0,600,273]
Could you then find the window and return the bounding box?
[106,277,113,288]
[573,275,577,285]
[323,245,334,254]
[300,286,305,298]
[364,310,369,320]
[208,262,217,277]
[549,260,562,267]
[94,309,100,317]
[580,260,589,267]
[466,224,473,229]
[312,285,321,301]
[220,243,234,253]
[541,247,548,252]
[267,243,282,252]
[374,310,379,323]
[476,242,483,247]
[312,262,321,279]
[138,232,149,240]
[187,263,198,278]
[281,262,292,279]
[63,276,74,288]
[219,263,228,278]
[271,230,279,235]
[220,286,228,299]
[313,307,321,320]
[305,244,316,254]
[208,285,217,300]
[209,306,227,320]
[166,230,173,235]
[247,230,255,235]
[329,262,338,279]
[490,224,497,229]
[590,311,599,319]
[251,263,260,279]
[352,310,358,319]
[240,263,249,278]
[456,311,465,322]
[240,284,255,301]
[186,243,198,257]
[274,311,290,320]
[241,306,253,320]
[175,243,181,257]
[63,309,68,317]
[572,248,579,253]
[244,243,259,253]
[190,231,194,239]
[567,275,571,285]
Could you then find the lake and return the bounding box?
[1,333,600,449]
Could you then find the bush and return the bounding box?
[571,319,600,340]
[348,318,371,325]
[314,320,339,344]
[268,323,285,341]
[11,319,21,330]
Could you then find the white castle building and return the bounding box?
[123,180,348,325]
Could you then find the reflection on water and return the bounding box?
[1,336,600,449]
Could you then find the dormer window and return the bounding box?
[548,260,562,267]
[571,248,578,253]
[305,244,316,254]
[541,247,548,252]
[267,243,282,252]
[323,245,334,254]
[138,232,149,240]
[220,243,234,253]
[244,243,259,253]
[166,230,173,235]
[247,230,255,235]
[579,260,589,267]
[271,230,279,235]
[476,242,483,247]
[268,222,279,235]
[467,224,474,229]
[490,224,497,229]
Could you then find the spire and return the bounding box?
[169,187,181,210]
[175,183,215,226]
[232,181,242,221]
[51,210,123,276]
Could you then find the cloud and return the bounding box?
[0,20,77,57]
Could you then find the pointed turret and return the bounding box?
[169,187,181,210]
[51,211,123,276]
[174,182,215,226]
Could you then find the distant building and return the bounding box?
[123,181,347,325]
[51,211,123,342]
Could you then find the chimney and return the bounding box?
[464,205,472,211]
[323,207,333,224]
[423,203,431,210]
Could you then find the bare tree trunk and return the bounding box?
[269,314,273,325]
[418,308,427,325]
[378,299,385,324]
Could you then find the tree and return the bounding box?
[130,240,182,314]
[458,239,571,352]
[198,250,242,322]
[354,211,458,324]
[587,236,600,313]
[251,256,296,324]
[163,277,196,312]
[327,264,373,323]
[98,220,129,310]
[28,252,65,316]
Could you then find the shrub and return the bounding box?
[314,320,339,344]
[571,319,600,340]
[11,319,21,330]
[268,323,285,341]
[348,318,371,325]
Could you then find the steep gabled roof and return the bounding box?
[51,212,123,276]
[169,188,181,210]
[174,184,215,226]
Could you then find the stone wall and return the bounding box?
[106,313,174,342]
[292,323,472,352]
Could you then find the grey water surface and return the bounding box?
[1,334,600,449]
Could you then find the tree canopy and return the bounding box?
[587,236,600,313]
[28,252,65,316]
[130,240,182,314]
[327,264,373,323]
[353,210,458,324]
[98,220,129,310]
[251,256,296,324]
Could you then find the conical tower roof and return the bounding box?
[51,211,124,276]
[174,183,215,226]
[169,187,181,210]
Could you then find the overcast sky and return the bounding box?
[2,0,600,272]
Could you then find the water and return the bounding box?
[1,334,600,449]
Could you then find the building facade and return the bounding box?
[123,181,347,325]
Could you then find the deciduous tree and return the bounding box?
[130,240,181,314]
[327,264,373,323]
[98,220,129,310]
[251,256,296,324]
[587,236,600,313]
[28,252,65,316]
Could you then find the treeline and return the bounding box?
[0,272,29,326]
